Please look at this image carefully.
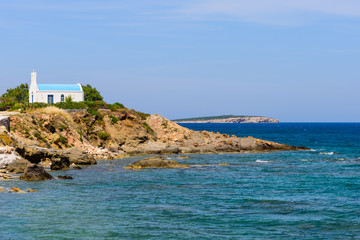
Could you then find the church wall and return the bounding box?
[34,91,84,104]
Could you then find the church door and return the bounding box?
[47,95,54,104]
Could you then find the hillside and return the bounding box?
[1,107,298,160]
[173,115,279,123]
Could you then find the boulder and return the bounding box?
[20,164,54,181]
[6,158,31,173]
[63,148,97,165]
[50,157,70,170]
[58,175,73,179]
[125,156,189,169]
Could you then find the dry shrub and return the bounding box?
[31,106,73,123]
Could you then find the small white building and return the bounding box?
[29,71,84,104]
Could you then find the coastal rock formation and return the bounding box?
[0,146,27,174]
[6,107,308,160]
[50,158,70,170]
[15,144,67,164]
[6,158,31,174]
[63,148,96,165]
[20,164,54,181]
[125,156,190,169]
[173,116,279,123]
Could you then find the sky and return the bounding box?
[0,0,360,122]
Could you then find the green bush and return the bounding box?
[109,115,119,124]
[10,103,23,111]
[135,111,150,120]
[143,122,154,134]
[55,101,87,110]
[59,135,68,146]
[34,131,47,143]
[87,108,99,116]
[0,102,15,111]
[97,131,110,140]
[109,102,125,111]
[82,84,103,101]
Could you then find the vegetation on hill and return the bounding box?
[0,83,29,104]
[81,84,103,101]
[173,115,260,122]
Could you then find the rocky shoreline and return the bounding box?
[0,108,308,181]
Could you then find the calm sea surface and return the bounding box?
[1,123,360,239]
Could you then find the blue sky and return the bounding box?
[1,0,360,122]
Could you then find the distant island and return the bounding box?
[173,115,279,123]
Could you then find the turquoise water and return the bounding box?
[1,123,360,239]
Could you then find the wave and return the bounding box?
[320,152,335,155]
[255,160,271,163]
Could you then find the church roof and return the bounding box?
[37,84,82,91]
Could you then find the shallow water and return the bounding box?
[1,123,360,239]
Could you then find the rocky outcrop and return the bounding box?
[8,108,308,160]
[0,147,26,172]
[20,164,54,181]
[0,116,10,132]
[58,175,73,179]
[125,156,190,169]
[63,148,97,165]
[5,158,31,173]
[15,144,66,164]
[50,158,70,170]
[174,116,279,123]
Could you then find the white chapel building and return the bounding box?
[29,71,84,104]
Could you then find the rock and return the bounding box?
[125,156,190,169]
[0,116,10,132]
[72,165,82,169]
[58,175,73,179]
[11,187,21,192]
[0,173,14,180]
[6,158,32,173]
[15,144,70,165]
[50,157,70,170]
[27,189,38,192]
[63,148,97,165]
[20,164,54,181]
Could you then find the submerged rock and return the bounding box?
[125,156,189,169]
[20,164,54,181]
[58,175,73,179]
[11,187,21,192]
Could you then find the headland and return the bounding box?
[173,115,279,123]
[0,105,306,181]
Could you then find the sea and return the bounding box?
[1,123,360,239]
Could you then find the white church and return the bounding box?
[29,71,84,104]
